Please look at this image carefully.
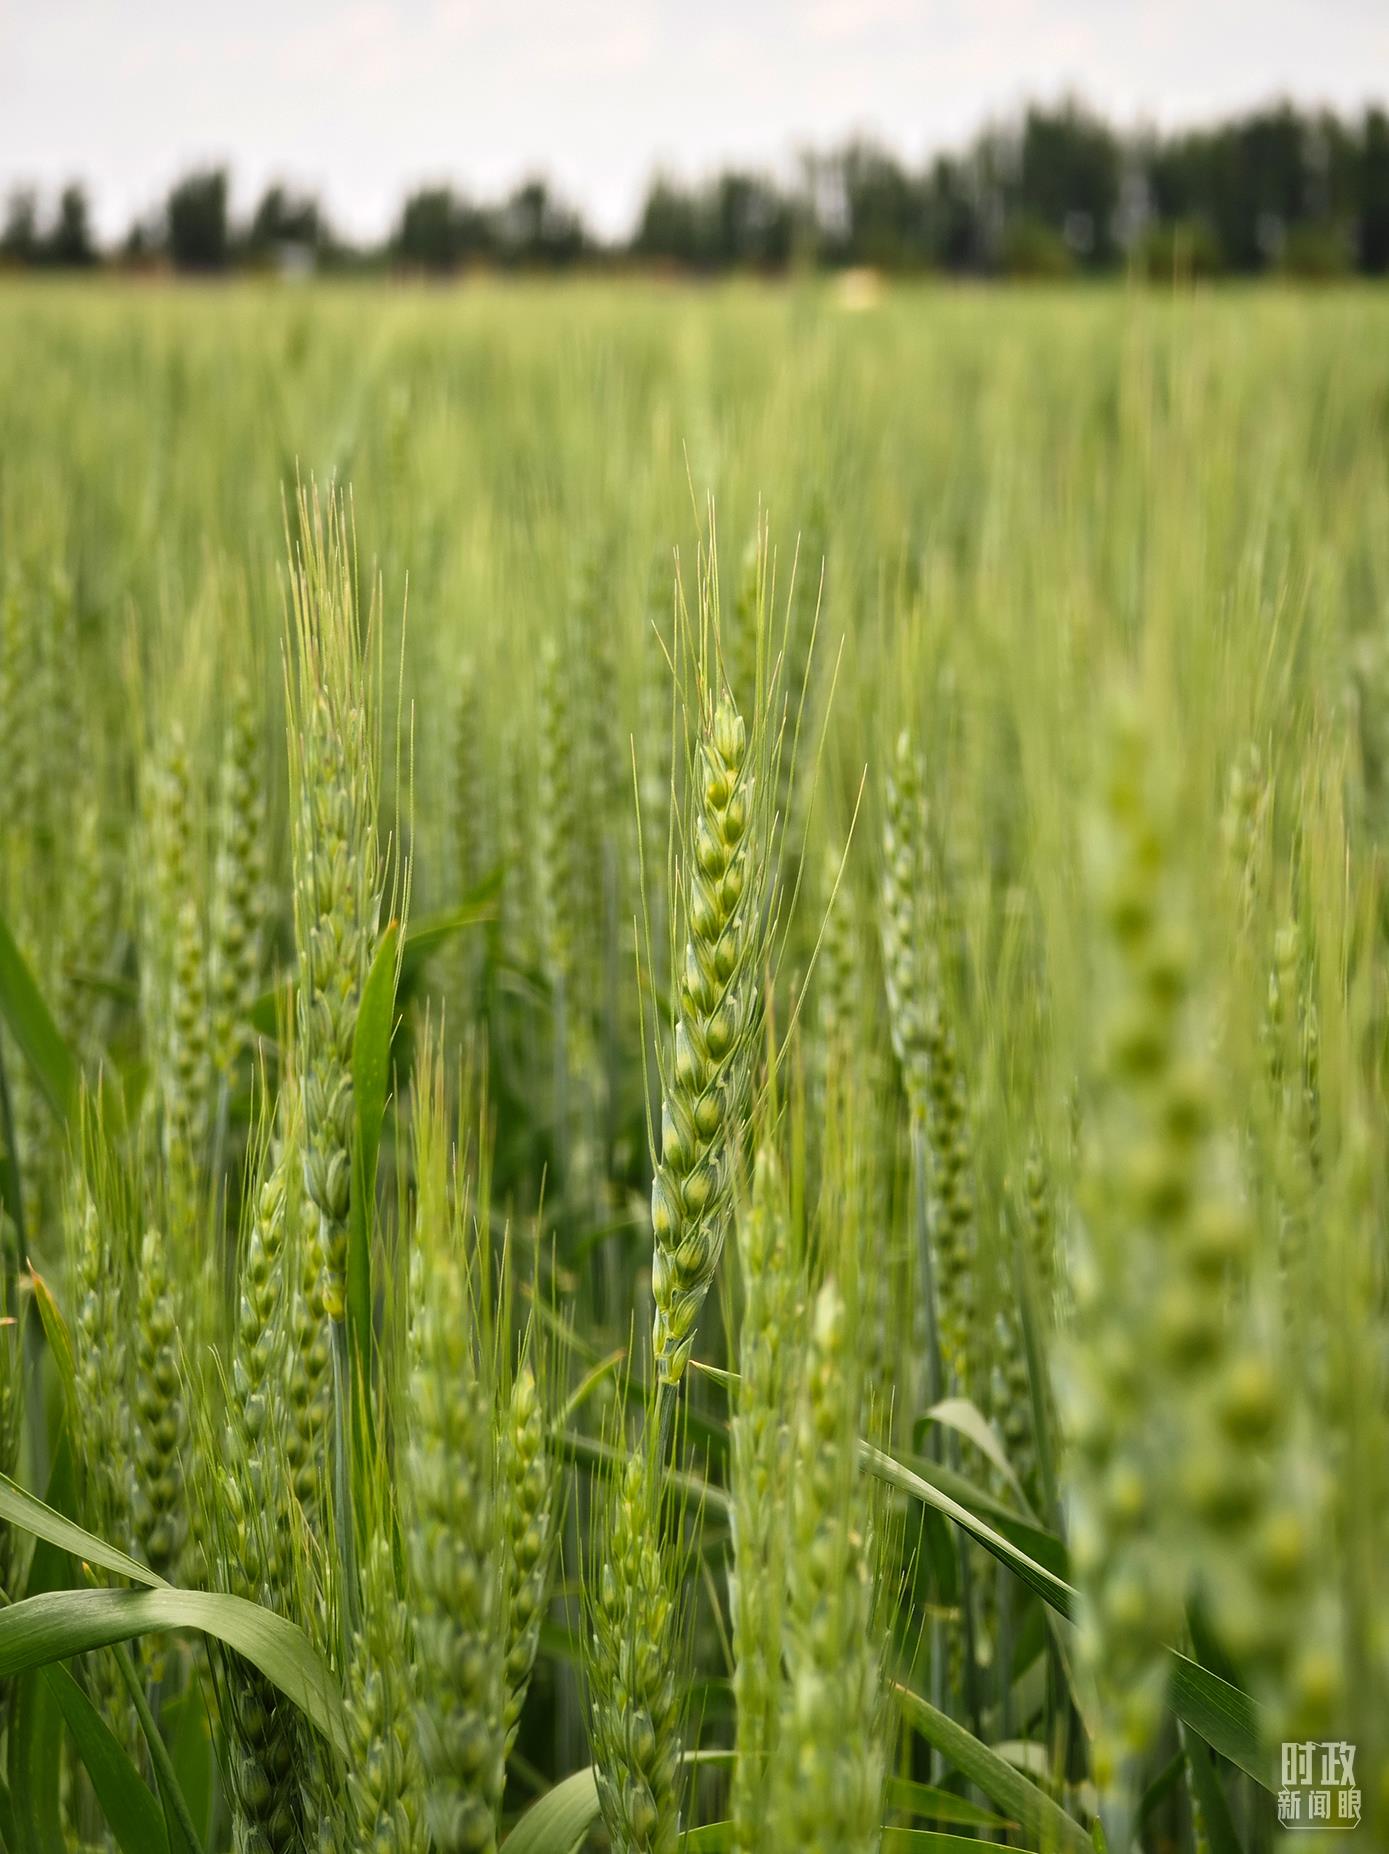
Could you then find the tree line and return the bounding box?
[5,100,1389,279]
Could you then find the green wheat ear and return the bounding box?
[405,1053,506,1854]
[586,1406,691,1854]
[771,1279,886,1854]
[498,1355,562,1757]
[285,483,384,1330]
[650,691,756,1382]
[647,527,802,1386]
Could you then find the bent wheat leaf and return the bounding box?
[916,1398,1035,1515]
[893,1681,1091,1854]
[859,1442,1073,1615]
[0,1469,166,1590]
[500,1765,601,1853]
[0,1588,349,1759]
[865,1445,1271,1788]
[882,1837,1042,1853]
[396,870,503,992]
[885,1778,1015,1829]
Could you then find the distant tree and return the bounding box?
[166,168,230,271]
[46,184,97,267]
[830,142,921,269]
[393,185,493,272]
[1306,110,1360,224]
[633,174,702,265]
[709,171,794,268]
[498,178,586,267]
[632,169,791,269]
[1152,106,1309,272]
[1360,108,1389,274]
[245,183,324,261]
[1,188,40,265]
[9,97,1389,285]
[1015,101,1122,265]
[922,156,983,270]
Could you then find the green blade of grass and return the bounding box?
[915,1397,1036,1516]
[1169,1658,1269,1790]
[247,871,502,1040]
[7,1667,65,1854]
[0,1470,168,1590]
[500,1766,601,1853]
[42,1662,170,1854]
[0,1588,347,1759]
[0,913,78,1127]
[885,1777,1016,1829]
[893,1680,1091,1854]
[867,1443,1272,1787]
[883,1835,1042,1853]
[860,1441,1074,1616]
[112,1640,204,1854]
[164,1687,216,1851]
[1182,1724,1245,1854]
[396,871,503,991]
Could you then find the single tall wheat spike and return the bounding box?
[879,731,975,1387]
[143,722,212,1172]
[650,692,763,1383]
[535,635,579,994]
[286,488,383,1329]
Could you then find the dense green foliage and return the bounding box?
[0,280,1386,1852]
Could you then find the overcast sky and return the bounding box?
[4,2,1387,241]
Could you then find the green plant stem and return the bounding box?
[655,1378,676,1465]
[113,1639,204,1854]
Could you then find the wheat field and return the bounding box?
[0,278,1386,1852]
